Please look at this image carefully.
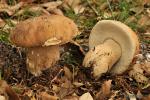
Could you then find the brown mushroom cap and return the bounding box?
[89,20,139,74]
[10,15,78,47]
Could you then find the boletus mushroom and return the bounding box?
[83,20,139,78]
[10,15,78,76]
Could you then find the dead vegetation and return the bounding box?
[0,0,150,100]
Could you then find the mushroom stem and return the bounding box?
[83,39,121,78]
[26,45,60,76]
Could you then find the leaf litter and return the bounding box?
[0,0,150,100]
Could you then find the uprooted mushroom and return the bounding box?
[83,20,139,78]
[10,15,78,76]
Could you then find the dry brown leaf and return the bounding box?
[130,6,144,15]
[126,91,136,100]
[108,91,119,100]
[101,80,112,96]
[52,84,60,93]
[143,62,150,74]
[64,66,73,80]
[18,0,35,3]
[138,15,150,26]
[14,6,50,16]
[0,80,20,100]
[0,19,5,27]
[99,2,108,10]
[63,96,79,100]
[49,8,64,15]
[39,92,59,100]
[142,0,150,5]
[62,0,85,14]
[73,82,84,87]
[58,78,73,99]
[79,92,93,100]
[125,16,137,24]
[0,2,24,15]
[141,95,150,100]
[40,1,62,11]
[96,80,112,100]
[0,0,7,4]
[0,96,6,100]
[136,90,143,99]
[129,63,149,83]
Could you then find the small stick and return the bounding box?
[50,69,63,84]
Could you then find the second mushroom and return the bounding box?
[10,15,78,76]
[83,20,139,78]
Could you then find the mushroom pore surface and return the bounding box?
[26,45,60,76]
[83,20,139,78]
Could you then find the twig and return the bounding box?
[50,69,64,84]
[106,0,115,20]
[86,0,100,16]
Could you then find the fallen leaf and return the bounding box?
[96,80,112,100]
[14,6,50,16]
[63,96,79,100]
[73,82,84,87]
[58,78,74,99]
[0,0,7,4]
[142,62,150,74]
[64,66,73,80]
[79,92,93,100]
[62,0,85,14]
[101,80,112,96]
[52,84,60,93]
[136,90,143,99]
[39,92,59,100]
[0,96,6,100]
[0,80,20,100]
[129,63,149,83]
[49,8,64,15]
[0,19,6,27]
[40,1,62,11]
[141,95,150,100]
[126,91,136,100]
[0,2,24,15]
[18,0,35,3]
[138,15,150,26]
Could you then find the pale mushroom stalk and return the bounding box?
[83,39,121,78]
[26,45,60,76]
[83,20,139,78]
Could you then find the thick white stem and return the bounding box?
[26,45,60,76]
[83,39,121,78]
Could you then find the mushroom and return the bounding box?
[10,15,78,76]
[83,20,139,78]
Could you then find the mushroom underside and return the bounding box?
[26,45,60,76]
[83,20,139,78]
[83,39,121,78]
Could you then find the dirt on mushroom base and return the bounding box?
[0,41,150,99]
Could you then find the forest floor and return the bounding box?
[0,0,150,100]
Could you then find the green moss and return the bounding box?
[143,40,150,44]
[83,17,97,28]
[0,30,10,42]
[64,9,79,21]
[7,0,16,5]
